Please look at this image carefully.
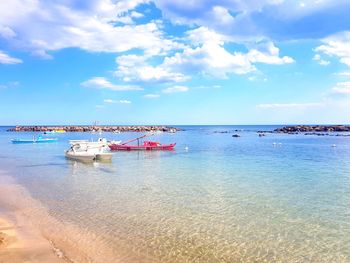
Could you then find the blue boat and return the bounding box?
[11,136,58,144]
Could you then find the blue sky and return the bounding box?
[1,0,350,125]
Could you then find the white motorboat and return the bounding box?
[65,138,114,162]
[65,148,96,162]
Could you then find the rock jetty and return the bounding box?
[7,125,180,133]
[274,125,350,133]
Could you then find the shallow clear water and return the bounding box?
[1,126,350,262]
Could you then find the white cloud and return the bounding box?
[0,0,179,57]
[257,103,322,109]
[104,99,131,104]
[152,0,283,31]
[247,42,295,65]
[81,77,142,91]
[104,99,117,103]
[211,6,235,26]
[130,11,144,18]
[0,25,16,39]
[330,82,350,95]
[163,41,255,78]
[312,54,330,66]
[334,72,350,77]
[0,50,22,64]
[115,54,189,83]
[153,0,350,40]
[162,85,189,93]
[315,31,350,66]
[119,100,131,104]
[144,94,160,98]
[162,27,293,78]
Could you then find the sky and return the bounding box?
[1,0,350,125]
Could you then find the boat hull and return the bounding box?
[65,151,96,162]
[95,153,113,161]
[109,143,176,151]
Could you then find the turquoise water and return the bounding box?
[1,126,350,262]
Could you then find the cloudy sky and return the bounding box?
[1,0,350,125]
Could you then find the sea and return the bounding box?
[0,125,349,262]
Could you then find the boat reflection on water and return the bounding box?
[67,158,114,176]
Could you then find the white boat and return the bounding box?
[65,148,96,162]
[65,138,114,162]
[69,138,108,147]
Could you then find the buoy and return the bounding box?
[185,146,189,151]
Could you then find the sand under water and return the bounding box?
[0,171,151,262]
[0,172,66,262]
[1,126,350,262]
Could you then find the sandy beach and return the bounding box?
[0,215,64,263]
[0,171,64,263]
[0,171,130,262]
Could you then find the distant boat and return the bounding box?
[109,135,176,151]
[11,137,58,144]
[44,130,66,134]
[44,131,56,134]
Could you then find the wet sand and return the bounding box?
[0,216,64,263]
[0,171,65,263]
[0,171,132,263]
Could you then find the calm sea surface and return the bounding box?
[0,125,350,262]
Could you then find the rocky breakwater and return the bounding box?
[7,125,180,133]
[274,125,350,133]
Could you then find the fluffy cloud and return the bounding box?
[315,31,350,66]
[81,77,142,91]
[115,54,188,83]
[153,0,281,30]
[0,50,22,64]
[0,0,179,57]
[312,54,330,66]
[247,42,294,65]
[154,0,350,39]
[162,27,293,78]
[162,85,189,93]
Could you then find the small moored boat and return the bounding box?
[65,138,113,162]
[11,137,58,144]
[108,135,175,151]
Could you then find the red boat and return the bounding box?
[108,135,176,151]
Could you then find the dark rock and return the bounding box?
[274,125,350,134]
[7,125,181,133]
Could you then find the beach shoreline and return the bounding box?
[0,171,71,263]
[0,214,65,262]
[0,173,65,263]
[0,170,136,263]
